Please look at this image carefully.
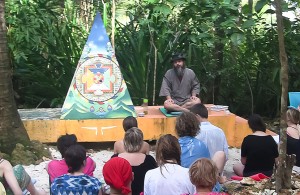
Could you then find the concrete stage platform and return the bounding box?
[19,106,275,147]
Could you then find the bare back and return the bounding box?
[114,140,150,154]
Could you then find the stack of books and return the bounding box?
[210,105,229,112]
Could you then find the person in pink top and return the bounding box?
[46,134,96,183]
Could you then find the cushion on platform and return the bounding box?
[159,108,182,117]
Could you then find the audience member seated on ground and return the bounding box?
[286,108,300,167]
[51,144,103,195]
[112,127,157,195]
[144,134,195,195]
[46,134,96,183]
[114,116,150,154]
[187,158,229,195]
[233,114,279,177]
[190,103,228,182]
[175,112,210,168]
[159,53,201,112]
[0,157,46,195]
[103,157,133,195]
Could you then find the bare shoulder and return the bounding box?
[287,127,299,138]
[113,140,125,154]
[141,141,150,154]
[0,159,13,171]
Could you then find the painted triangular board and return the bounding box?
[61,12,136,119]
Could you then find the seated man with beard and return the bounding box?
[159,53,201,112]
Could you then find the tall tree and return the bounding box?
[274,0,295,192]
[0,0,30,154]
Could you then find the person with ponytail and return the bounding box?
[50,144,103,195]
[103,157,133,195]
[144,134,195,195]
[111,127,157,195]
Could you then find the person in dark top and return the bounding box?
[286,108,300,166]
[111,127,157,195]
[233,114,279,177]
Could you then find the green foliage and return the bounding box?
[115,1,184,105]
[5,0,300,118]
[6,0,88,107]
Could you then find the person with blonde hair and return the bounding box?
[103,157,133,195]
[113,116,150,154]
[144,134,195,195]
[188,159,228,195]
[111,127,157,195]
[286,108,300,166]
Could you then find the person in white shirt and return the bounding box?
[143,134,195,195]
[190,103,228,183]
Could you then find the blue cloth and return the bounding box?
[51,174,102,195]
[179,136,210,168]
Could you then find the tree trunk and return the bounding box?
[0,1,30,154]
[274,0,293,192]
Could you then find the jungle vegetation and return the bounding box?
[4,0,300,118]
[0,0,298,190]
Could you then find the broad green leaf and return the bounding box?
[264,9,275,14]
[242,19,255,29]
[153,4,172,16]
[254,0,268,13]
[205,40,214,48]
[230,33,244,45]
[282,1,289,12]
[198,33,211,38]
[190,35,197,43]
[168,0,185,6]
[224,0,231,4]
[272,67,280,82]
[242,4,250,15]
[144,0,160,3]
[211,13,219,21]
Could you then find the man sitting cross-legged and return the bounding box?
[190,103,229,183]
[159,53,201,112]
[113,116,150,154]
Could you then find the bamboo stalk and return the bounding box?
[111,0,115,50]
[152,47,157,105]
[148,24,157,105]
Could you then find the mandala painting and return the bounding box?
[61,13,136,119]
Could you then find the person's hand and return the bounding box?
[166,99,174,104]
[190,96,198,101]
